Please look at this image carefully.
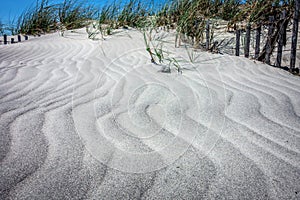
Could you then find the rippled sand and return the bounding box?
[0,29,300,199]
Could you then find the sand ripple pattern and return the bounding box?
[0,29,299,199]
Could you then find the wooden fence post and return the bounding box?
[290,0,300,71]
[255,23,261,59]
[18,35,21,43]
[245,23,251,58]
[4,34,7,45]
[276,10,287,67]
[206,20,210,50]
[236,29,240,56]
[265,16,275,65]
[11,38,14,44]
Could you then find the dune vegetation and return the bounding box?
[0,0,292,36]
[0,0,297,70]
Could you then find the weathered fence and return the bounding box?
[290,0,300,71]
[189,15,299,74]
[235,0,300,73]
[1,34,29,45]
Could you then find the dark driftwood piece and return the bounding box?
[236,30,240,56]
[257,15,290,63]
[255,24,261,59]
[245,24,251,58]
[4,34,7,45]
[276,10,287,67]
[290,0,300,70]
[265,16,275,65]
[206,20,210,50]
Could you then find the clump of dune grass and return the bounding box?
[17,0,56,35]
[16,0,96,35]
[86,22,100,40]
[96,3,120,38]
[58,0,96,30]
[96,0,150,32]
[140,16,183,73]
[94,0,182,72]
[87,0,147,40]
[174,0,239,47]
[117,0,149,28]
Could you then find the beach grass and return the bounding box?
[58,0,96,30]
[16,0,96,35]
[5,0,292,38]
[16,0,56,35]
[3,0,296,70]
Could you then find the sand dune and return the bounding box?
[0,28,300,199]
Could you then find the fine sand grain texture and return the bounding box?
[0,29,300,199]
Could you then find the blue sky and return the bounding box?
[0,1,30,24]
[0,0,99,24]
[0,0,166,24]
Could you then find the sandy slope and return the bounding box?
[0,28,300,199]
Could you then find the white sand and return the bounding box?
[0,28,300,199]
